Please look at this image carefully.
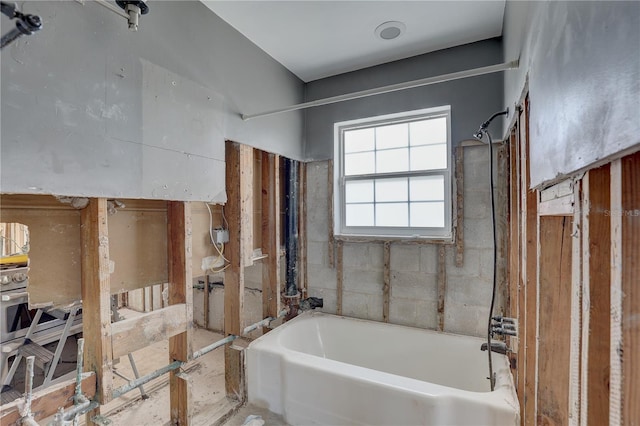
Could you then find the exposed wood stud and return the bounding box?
[609,159,623,426]
[80,198,113,426]
[167,201,193,426]
[536,216,573,426]
[262,152,281,326]
[581,165,611,426]
[437,246,446,332]
[507,128,521,388]
[383,242,390,323]
[328,160,335,269]
[336,240,343,315]
[454,146,464,267]
[569,179,582,426]
[224,141,250,400]
[620,152,639,425]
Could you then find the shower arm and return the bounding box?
[473,108,509,140]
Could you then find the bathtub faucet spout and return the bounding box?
[480,342,507,355]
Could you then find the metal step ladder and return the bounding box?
[1,305,80,398]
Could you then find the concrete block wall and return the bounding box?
[305,144,505,338]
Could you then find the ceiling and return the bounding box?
[201,1,506,82]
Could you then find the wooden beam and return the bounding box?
[0,373,96,425]
[620,152,640,425]
[111,304,188,359]
[224,141,251,400]
[336,240,343,315]
[262,151,281,322]
[569,179,582,426]
[80,198,113,423]
[454,146,465,267]
[437,246,446,332]
[167,201,193,426]
[383,242,390,322]
[536,216,573,425]
[609,159,623,426]
[581,165,611,426]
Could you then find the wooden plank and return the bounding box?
[224,142,249,399]
[261,152,282,322]
[537,216,573,426]
[81,197,113,426]
[507,128,521,389]
[455,146,465,267]
[111,304,188,359]
[620,152,640,426]
[383,242,390,322]
[538,191,575,216]
[0,373,96,425]
[580,166,611,426]
[609,159,623,426]
[437,245,446,332]
[569,179,582,426]
[328,160,335,269]
[540,179,574,202]
[167,201,193,425]
[336,240,343,315]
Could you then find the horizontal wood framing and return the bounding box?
[111,304,188,359]
[0,373,96,425]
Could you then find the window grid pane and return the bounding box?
[339,108,450,236]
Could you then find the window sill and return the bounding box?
[333,233,454,245]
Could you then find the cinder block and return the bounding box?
[306,161,330,199]
[445,275,493,307]
[464,218,493,249]
[306,203,329,242]
[343,269,383,295]
[367,294,384,322]
[244,263,263,290]
[390,271,437,301]
[445,247,482,278]
[414,299,438,330]
[307,264,337,291]
[389,297,417,327]
[343,243,383,271]
[307,241,328,266]
[443,302,490,338]
[390,245,420,272]
[463,190,490,219]
[419,245,438,273]
[342,291,370,319]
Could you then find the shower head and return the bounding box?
[474,108,509,140]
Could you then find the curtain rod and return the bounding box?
[241,59,519,121]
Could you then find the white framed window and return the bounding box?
[333,106,452,240]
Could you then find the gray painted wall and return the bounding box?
[304,38,504,160]
[1,1,304,201]
[503,1,640,188]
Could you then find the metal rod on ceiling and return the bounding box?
[241,59,519,121]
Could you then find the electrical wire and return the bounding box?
[204,202,229,270]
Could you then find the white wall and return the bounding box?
[1,1,304,201]
[503,1,640,188]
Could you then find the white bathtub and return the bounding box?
[247,312,519,426]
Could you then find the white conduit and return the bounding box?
[241,59,519,121]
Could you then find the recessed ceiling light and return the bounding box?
[375,21,406,41]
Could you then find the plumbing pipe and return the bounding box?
[111,311,288,399]
[242,308,289,335]
[241,60,519,120]
[284,158,299,298]
[93,0,129,19]
[20,356,36,424]
[75,338,84,403]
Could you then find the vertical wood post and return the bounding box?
[167,201,193,425]
[224,141,253,400]
[81,198,113,424]
[620,152,639,425]
[262,152,281,324]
